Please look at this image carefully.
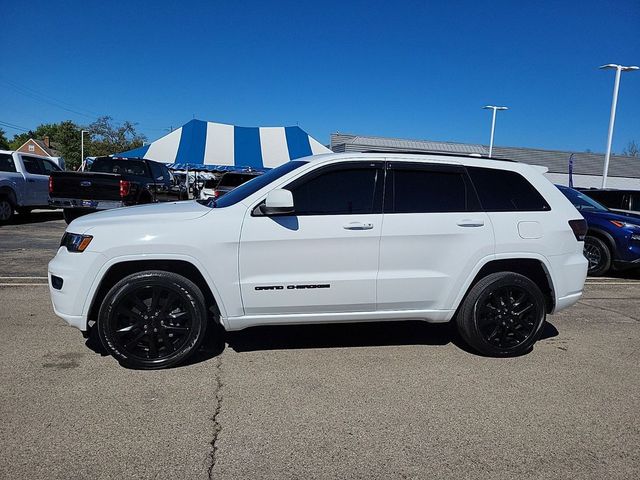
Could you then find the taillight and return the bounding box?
[569,219,588,241]
[48,176,53,194]
[119,180,131,197]
[213,190,220,198]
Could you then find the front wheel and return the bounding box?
[456,272,546,357]
[0,197,14,224]
[583,236,611,276]
[97,271,208,369]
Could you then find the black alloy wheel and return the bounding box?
[98,271,208,369]
[456,272,546,356]
[583,236,611,277]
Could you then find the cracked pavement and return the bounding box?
[1,213,639,479]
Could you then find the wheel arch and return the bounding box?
[454,257,556,315]
[86,259,223,328]
[586,227,616,258]
[0,186,17,205]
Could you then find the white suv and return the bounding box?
[48,153,588,369]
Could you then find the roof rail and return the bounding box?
[358,149,518,162]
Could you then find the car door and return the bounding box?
[238,161,384,316]
[377,162,494,311]
[19,155,49,205]
[148,162,172,202]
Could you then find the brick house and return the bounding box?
[16,136,60,157]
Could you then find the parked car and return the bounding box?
[207,170,263,199]
[49,152,588,369]
[578,188,640,215]
[557,185,640,276]
[199,178,220,200]
[49,157,187,224]
[0,150,62,224]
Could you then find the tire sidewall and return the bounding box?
[458,272,547,357]
[97,272,207,369]
[584,236,611,277]
[0,198,14,223]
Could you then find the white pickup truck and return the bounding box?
[0,150,62,223]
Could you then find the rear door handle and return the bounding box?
[343,222,374,230]
[457,219,485,227]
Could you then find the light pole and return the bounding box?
[482,105,508,157]
[599,64,639,188]
[80,130,89,171]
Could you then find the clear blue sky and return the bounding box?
[1,0,638,153]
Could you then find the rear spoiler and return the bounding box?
[530,164,549,174]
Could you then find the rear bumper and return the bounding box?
[547,248,588,314]
[49,197,124,210]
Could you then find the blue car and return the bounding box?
[557,185,640,276]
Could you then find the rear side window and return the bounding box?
[630,194,640,211]
[385,167,474,213]
[0,154,16,172]
[467,167,550,212]
[22,156,43,175]
[288,164,383,215]
[39,158,60,173]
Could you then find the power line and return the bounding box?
[0,120,31,132]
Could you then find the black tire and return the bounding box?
[0,197,14,224]
[97,270,208,369]
[16,207,32,216]
[63,209,86,224]
[583,236,611,277]
[456,272,546,357]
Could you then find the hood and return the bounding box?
[68,201,212,233]
[581,208,640,225]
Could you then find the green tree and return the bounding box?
[8,131,33,150]
[85,116,146,158]
[0,128,10,149]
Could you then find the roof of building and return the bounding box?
[331,133,639,179]
[19,138,61,157]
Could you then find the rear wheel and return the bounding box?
[0,197,14,224]
[583,236,611,277]
[97,271,208,369]
[456,272,546,357]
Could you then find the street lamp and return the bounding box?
[482,105,508,157]
[80,130,89,171]
[599,64,639,188]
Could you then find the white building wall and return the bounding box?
[544,173,640,189]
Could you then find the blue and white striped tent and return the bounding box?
[116,119,330,171]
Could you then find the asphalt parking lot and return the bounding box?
[1,211,639,479]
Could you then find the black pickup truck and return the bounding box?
[49,157,186,223]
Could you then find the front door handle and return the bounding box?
[457,219,485,227]
[343,222,374,230]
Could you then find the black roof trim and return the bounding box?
[359,149,518,162]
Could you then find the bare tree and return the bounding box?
[622,140,639,157]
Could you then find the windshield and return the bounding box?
[201,161,308,208]
[91,159,148,176]
[558,186,608,212]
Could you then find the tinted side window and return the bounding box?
[467,167,550,212]
[288,165,382,215]
[0,154,16,172]
[630,194,640,211]
[386,168,471,213]
[39,158,61,173]
[22,156,43,175]
[149,162,164,181]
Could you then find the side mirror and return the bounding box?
[263,189,294,215]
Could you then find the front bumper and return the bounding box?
[50,197,124,210]
[48,248,107,331]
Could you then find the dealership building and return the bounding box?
[330,133,640,189]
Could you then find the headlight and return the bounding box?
[609,220,640,229]
[60,232,93,252]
